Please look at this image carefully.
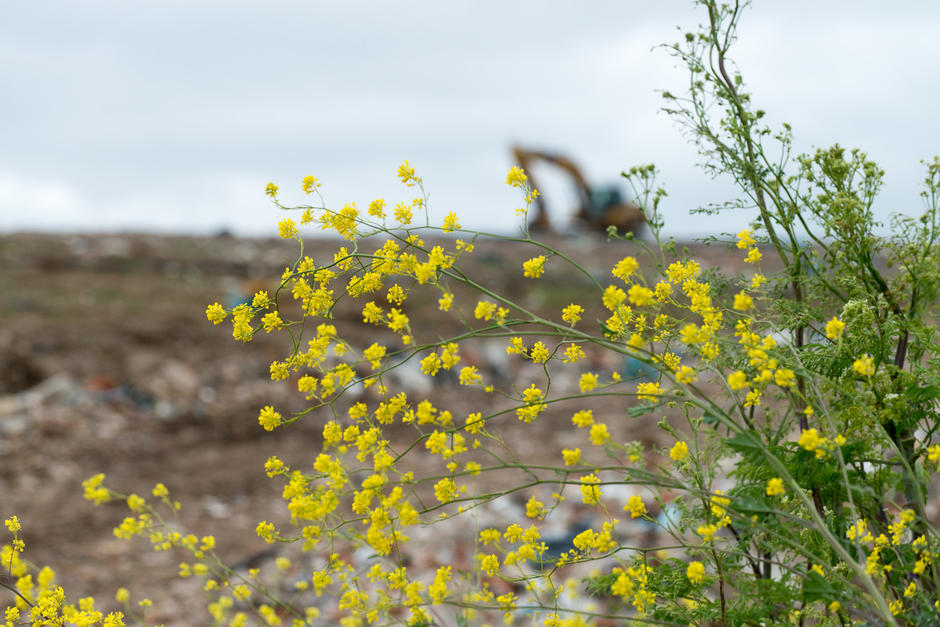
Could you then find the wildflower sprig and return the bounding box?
[20,1,936,625]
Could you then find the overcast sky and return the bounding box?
[2,1,939,239]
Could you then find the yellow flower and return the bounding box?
[612,256,639,281]
[686,561,706,584]
[4,516,21,534]
[798,428,826,452]
[562,303,583,325]
[397,160,419,186]
[278,218,298,240]
[258,406,282,431]
[205,302,227,324]
[852,354,876,377]
[579,474,602,505]
[628,284,655,307]
[525,496,545,519]
[602,285,627,310]
[572,410,594,428]
[669,440,689,462]
[506,166,527,188]
[439,211,460,232]
[394,202,413,224]
[697,523,717,542]
[563,343,585,363]
[562,448,581,466]
[474,300,498,321]
[529,341,550,364]
[589,423,610,445]
[459,366,482,386]
[625,495,646,518]
[479,554,499,576]
[438,291,453,311]
[737,229,755,249]
[750,273,766,288]
[265,182,279,198]
[367,198,386,218]
[825,316,846,340]
[523,255,546,278]
[636,381,662,402]
[727,370,748,390]
[744,247,762,264]
[774,368,796,388]
[928,444,940,464]
[301,175,320,194]
[579,372,598,392]
[675,365,697,384]
[765,478,785,496]
[433,478,457,503]
[733,291,754,311]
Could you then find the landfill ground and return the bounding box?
[2,231,934,625]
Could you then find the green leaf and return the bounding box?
[726,429,765,463]
[733,495,775,515]
[801,571,837,603]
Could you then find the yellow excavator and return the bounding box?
[511,145,645,236]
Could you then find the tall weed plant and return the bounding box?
[5,1,940,625]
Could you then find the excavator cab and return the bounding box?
[587,185,625,221]
[511,145,645,236]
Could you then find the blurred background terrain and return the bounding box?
[0,231,756,623]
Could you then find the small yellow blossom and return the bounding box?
[579,474,602,505]
[442,212,460,233]
[571,410,594,428]
[529,341,550,364]
[562,448,581,466]
[579,372,598,393]
[205,302,227,324]
[523,255,546,278]
[301,175,319,194]
[733,291,754,311]
[628,284,655,307]
[798,428,826,452]
[278,218,298,240]
[367,198,386,218]
[727,370,748,390]
[697,523,718,542]
[852,354,875,376]
[745,247,762,264]
[686,561,706,584]
[562,304,583,325]
[774,368,796,388]
[506,166,527,188]
[258,405,282,431]
[563,343,585,363]
[398,160,420,186]
[825,316,846,340]
[612,256,639,281]
[928,444,940,464]
[636,381,662,402]
[765,478,785,496]
[589,423,610,445]
[670,440,689,462]
[438,291,453,311]
[737,229,755,249]
[625,496,646,518]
